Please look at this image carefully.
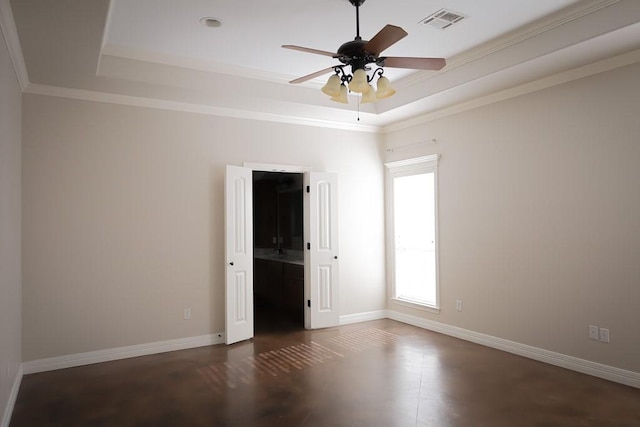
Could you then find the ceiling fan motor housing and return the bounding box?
[337,39,378,71]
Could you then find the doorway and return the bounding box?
[225,165,339,344]
[252,171,305,334]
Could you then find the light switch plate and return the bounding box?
[589,325,599,340]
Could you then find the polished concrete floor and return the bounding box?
[10,319,640,426]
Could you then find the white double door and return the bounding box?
[224,165,339,345]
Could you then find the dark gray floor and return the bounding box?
[10,319,640,426]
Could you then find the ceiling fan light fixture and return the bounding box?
[361,88,377,104]
[330,83,349,104]
[321,74,341,97]
[376,76,396,99]
[284,0,445,110]
[348,69,369,93]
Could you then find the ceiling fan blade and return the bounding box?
[364,25,408,55]
[382,57,446,70]
[282,45,337,58]
[289,67,336,84]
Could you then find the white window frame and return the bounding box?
[385,154,440,313]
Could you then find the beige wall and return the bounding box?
[21,95,386,361]
[0,25,22,424]
[17,39,639,378]
[384,62,640,373]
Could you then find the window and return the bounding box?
[386,155,439,309]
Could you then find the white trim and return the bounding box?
[387,310,640,389]
[243,163,312,173]
[0,0,29,90]
[385,154,439,169]
[23,83,380,133]
[386,156,441,311]
[9,310,639,395]
[23,333,225,375]
[17,48,640,135]
[1,364,23,427]
[339,310,388,325]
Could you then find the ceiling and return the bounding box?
[6,0,640,131]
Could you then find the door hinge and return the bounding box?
[306,185,310,193]
[307,300,311,308]
[307,242,310,250]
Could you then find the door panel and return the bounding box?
[233,272,248,322]
[225,165,254,344]
[305,172,339,329]
[318,266,332,311]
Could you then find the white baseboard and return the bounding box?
[23,333,225,375]
[387,310,640,389]
[18,311,640,391]
[1,364,23,427]
[340,310,388,325]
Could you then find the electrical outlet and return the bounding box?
[599,328,610,343]
[183,308,191,320]
[589,325,599,340]
[456,300,462,312]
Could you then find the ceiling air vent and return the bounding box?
[419,9,467,30]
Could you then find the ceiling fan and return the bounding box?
[282,0,446,103]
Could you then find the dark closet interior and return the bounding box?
[252,171,304,333]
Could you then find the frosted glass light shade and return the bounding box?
[376,76,396,99]
[330,83,348,104]
[348,69,369,93]
[361,88,377,104]
[321,74,341,97]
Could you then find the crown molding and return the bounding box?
[23,83,381,133]
[23,46,640,137]
[382,47,640,134]
[0,0,29,90]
